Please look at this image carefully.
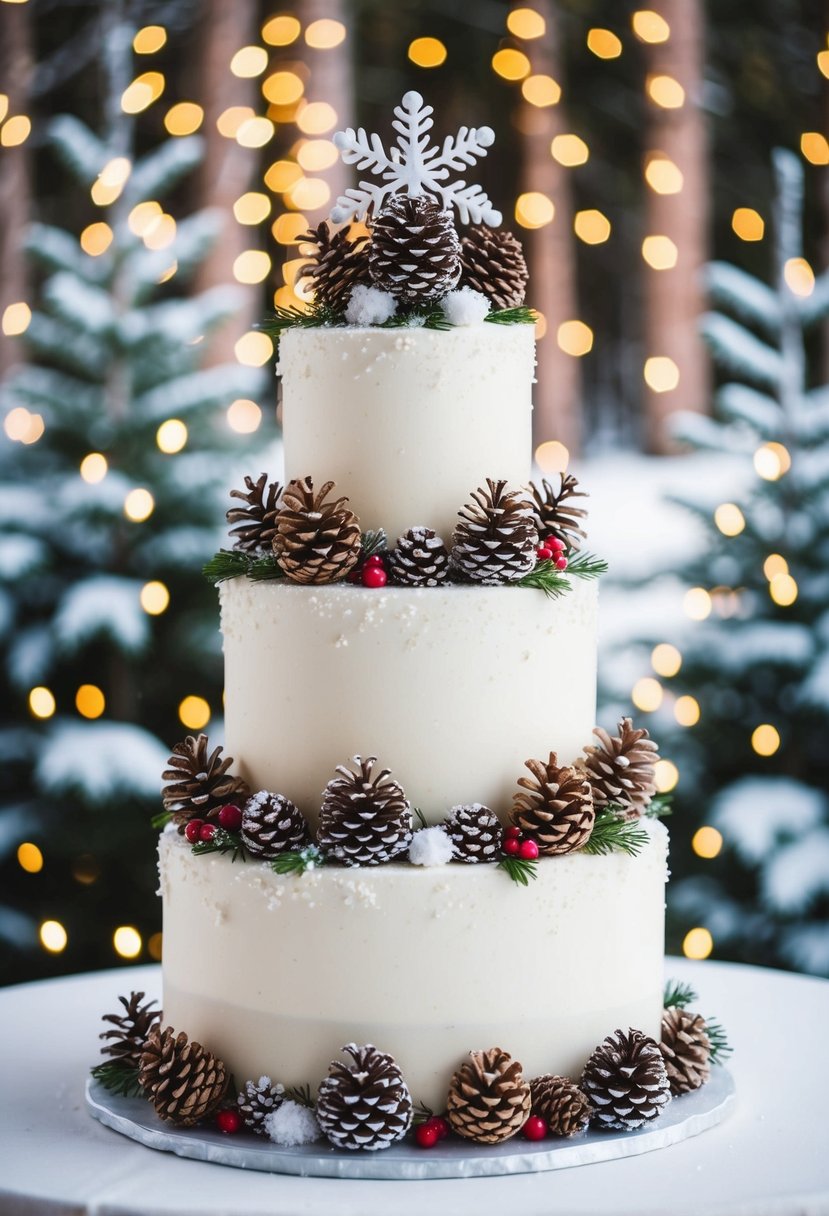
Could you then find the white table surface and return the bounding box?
[0,958,827,1216]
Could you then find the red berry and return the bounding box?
[415,1122,439,1148]
[216,1108,242,1135]
[503,836,521,856]
[519,838,539,861]
[548,536,566,552]
[199,822,216,842]
[185,820,203,843]
[523,1115,547,1141]
[362,565,388,589]
[504,825,521,840]
[218,803,243,832]
[536,546,553,561]
[427,1116,450,1140]
[555,556,568,570]
[365,554,385,567]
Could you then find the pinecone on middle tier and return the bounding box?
[388,527,451,587]
[227,473,283,553]
[316,1042,413,1151]
[528,474,588,553]
[241,791,310,859]
[369,195,462,303]
[161,734,250,831]
[443,803,503,863]
[274,477,362,585]
[318,755,412,866]
[138,1025,229,1127]
[579,717,659,818]
[511,753,594,855]
[452,479,539,584]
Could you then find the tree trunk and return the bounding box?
[519,0,582,459]
[642,0,709,453]
[0,3,33,380]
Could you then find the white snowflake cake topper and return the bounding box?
[331,90,502,227]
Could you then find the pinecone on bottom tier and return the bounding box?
[530,1074,593,1137]
[317,755,412,866]
[510,752,594,855]
[660,1006,711,1095]
[581,1028,671,1131]
[446,1047,531,1144]
[138,1026,229,1127]
[99,991,161,1070]
[316,1043,413,1151]
[237,1076,285,1135]
[443,803,503,862]
[241,791,310,858]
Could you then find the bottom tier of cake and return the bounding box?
[159,822,668,1112]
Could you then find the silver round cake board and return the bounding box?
[85,1067,735,1180]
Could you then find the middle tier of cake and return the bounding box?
[220,577,598,826]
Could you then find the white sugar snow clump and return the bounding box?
[345,285,397,327]
[408,825,454,867]
[441,287,491,327]
[264,1100,321,1147]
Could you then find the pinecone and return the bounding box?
[318,755,412,866]
[511,753,595,856]
[138,1025,229,1127]
[316,1042,413,1151]
[581,1028,671,1131]
[298,221,371,312]
[579,718,659,819]
[388,527,451,587]
[530,1074,593,1137]
[241,791,310,859]
[274,476,362,585]
[369,195,461,303]
[237,1076,285,1135]
[452,478,539,585]
[99,991,161,1069]
[528,474,588,553]
[446,1047,531,1145]
[161,734,250,832]
[660,1006,711,1095]
[443,803,503,863]
[459,225,529,310]
[227,473,283,553]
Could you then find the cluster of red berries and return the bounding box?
[348,553,388,588]
[216,1108,242,1134]
[536,535,568,570]
[502,825,539,861]
[184,803,243,844]
[414,1114,450,1148]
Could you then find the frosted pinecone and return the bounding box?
[237,1076,285,1135]
[443,803,503,863]
[241,791,310,859]
[388,527,451,587]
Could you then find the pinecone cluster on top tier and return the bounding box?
[161,734,250,831]
[237,1076,285,1135]
[579,717,659,819]
[446,1047,531,1144]
[316,1043,413,1151]
[453,479,539,585]
[459,225,529,309]
[274,477,362,585]
[528,474,588,553]
[318,755,412,866]
[530,1074,593,1138]
[138,1025,229,1127]
[227,473,283,553]
[241,791,310,859]
[443,803,503,863]
[581,1028,671,1131]
[660,1006,712,1095]
[298,221,371,312]
[369,195,462,304]
[388,527,451,587]
[99,991,161,1070]
[511,753,594,856]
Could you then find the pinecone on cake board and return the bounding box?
[237,1076,286,1135]
[388,527,451,587]
[139,1025,229,1127]
[459,225,529,309]
[241,791,310,859]
[318,755,412,866]
[452,479,539,584]
[161,734,250,832]
[511,752,595,855]
[530,1074,593,1137]
[369,195,462,303]
[581,1028,671,1131]
[579,717,659,819]
[443,803,503,863]
[446,1047,531,1144]
[227,473,283,553]
[99,991,161,1070]
[660,1006,712,1095]
[528,474,588,553]
[274,476,362,585]
[316,1043,413,1150]
[298,221,371,312]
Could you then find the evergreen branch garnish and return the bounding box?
[646,792,673,819]
[203,549,283,586]
[151,809,173,830]
[413,1099,435,1126]
[498,855,539,886]
[260,302,339,340]
[247,554,284,581]
[582,806,650,857]
[361,528,388,561]
[706,1018,733,1064]
[271,844,326,876]
[485,306,537,326]
[90,1060,145,1099]
[663,978,698,1010]
[284,1082,316,1109]
[565,552,609,580]
[192,827,247,863]
[516,560,571,599]
[413,806,427,830]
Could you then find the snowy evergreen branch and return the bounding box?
[272,846,326,876]
[129,136,204,202]
[485,306,537,326]
[192,827,247,863]
[700,313,783,391]
[582,807,650,857]
[48,114,109,185]
[705,262,780,335]
[203,550,284,585]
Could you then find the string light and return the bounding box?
[551,134,589,166]
[800,132,829,165]
[29,687,56,719]
[164,102,204,136]
[644,154,683,194]
[76,685,105,719]
[507,8,546,38]
[80,222,114,256]
[763,554,788,580]
[263,71,304,105]
[556,321,593,357]
[140,581,170,615]
[642,235,678,269]
[514,192,554,228]
[632,10,671,43]
[534,440,569,474]
[492,49,531,80]
[121,71,165,115]
[651,643,682,677]
[692,827,722,859]
[297,101,337,134]
[731,208,764,241]
[714,503,745,536]
[521,75,561,106]
[297,139,339,171]
[574,209,611,244]
[684,587,712,620]
[646,74,685,108]
[305,19,346,48]
[237,117,275,148]
[231,46,268,77]
[156,419,187,453]
[262,15,301,46]
[754,442,790,480]
[124,488,155,522]
[587,29,622,58]
[235,332,273,367]
[644,356,679,392]
[40,920,68,954]
[233,250,272,284]
[2,301,31,335]
[179,695,211,730]
[133,25,167,54]
[632,676,663,712]
[654,759,679,792]
[682,927,712,960]
[674,695,700,727]
[17,843,43,874]
[113,926,142,959]
[783,257,815,297]
[0,115,31,147]
[769,572,798,606]
[80,452,108,483]
[751,724,780,756]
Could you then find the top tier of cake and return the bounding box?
[278,323,535,542]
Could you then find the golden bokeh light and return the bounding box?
[4,406,43,445]
[801,132,829,164]
[133,25,167,54]
[231,46,269,77]
[408,36,447,67]
[692,826,722,859]
[17,842,44,874]
[655,759,679,792]
[237,117,275,148]
[272,212,310,244]
[297,101,338,134]
[124,488,155,523]
[29,687,56,719]
[817,49,829,79]
[574,209,611,244]
[632,10,671,43]
[714,502,746,537]
[233,250,272,284]
[235,331,274,367]
[140,581,170,615]
[751,724,780,756]
[128,200,162,236]
[121,71,165,115]
[76,684,105,720]
[148,932,163,961]
[285,177,331,211]
[652,643,682,677]
[556,320,594,357]
[521,74,561,106]
[551,134,589,166]
[507,7,546,38]
[234,192,272,225]
[646,74,685,107]
[684,587,712,620]
[644,356,679,392]
[783,257,815,297]
[683,927,713,960]
[0,115,32,147]
[644,154,683,194]
[515,191,554,228]
[0,96,7,124]
[217,106,255,138]
[228,398,263,433]
[731,207,764,241]
[40,920,68,953]
[632,676,663,712]
[179,695,211,730]
[754,442,791,481]
[80,222,114,256]
[262,15,301,46]
[535,440,569,475]
[143,213,176,250]
[769,572,798,606]
[265,160,303,192]
[587,28,622,58]
[675,695,701,727]
[763,553,788,580]
[263,71,304,106]
[164,102,204,136]
[305,18,346,48]
[113,926,143,959]
[642,234,678,270]
[80,452,108,483]
[297,139,339,171]
[156,418,188,454]
[2,301,31,336]
[492,48,531,80]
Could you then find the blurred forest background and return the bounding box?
[1,0,827,985]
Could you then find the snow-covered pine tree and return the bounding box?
[0,5,265,982]
[647,149,829,976]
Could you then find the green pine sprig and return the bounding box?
[516,560,571,598]
[361,528,388,561]
[663,978,698,1010]
[90,1060,145,1099]
[565,552,609,580]
[271,845,326,876]
[192,827,247,863]
[284,1082,316,1109]
[151,809,173,830]
[497,854,539,886]
[706,1018,733,1064]
[203,549,284,586]
[413,807,427,830]
[259,302,339,341]
[646,792,674,819]
[485,306,537,325]
[582,806,650,857]
[413,1099,435,1126]
[663,979,733,1064]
